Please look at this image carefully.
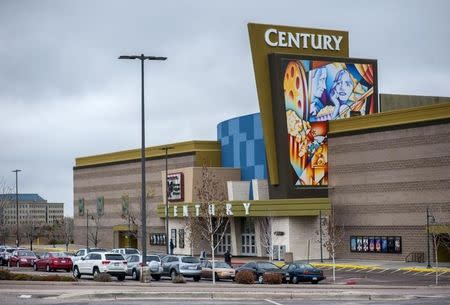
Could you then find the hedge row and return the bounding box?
[0,269,76,282]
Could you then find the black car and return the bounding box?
[281,263,325,284]
[235,261,286,283]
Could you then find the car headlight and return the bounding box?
[20,258,27,262]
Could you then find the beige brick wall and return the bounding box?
[328,122,450,260]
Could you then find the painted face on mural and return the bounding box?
[312,67,327,99]
[333,69,353,101]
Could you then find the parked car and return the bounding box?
[112,248,140,256]
[8,249,37,267]
[200,260,235,281]
[281,262,325,284]
[1,247,26,266]
[235,261,287,283]
[72,252,127,281]
[33,252,73,272]
[126,254,162,281]
[161,255,202,281]
[72,248,107,262]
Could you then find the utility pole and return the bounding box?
[12,169,21,247]
[319,210,323,263]
[86,209,89,249]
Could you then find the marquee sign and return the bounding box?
[248,23,349,186]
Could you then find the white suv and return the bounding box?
[73,252,127,281]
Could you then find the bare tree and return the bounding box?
[61,217,74,251]
[0,179,13,244]
[256,215,274,260]
[185,166,231,285]
[23,213,43,251]
[89,213,103,248]
[322,205,344,283]
[428,207,450,285]
[45,219,64,248]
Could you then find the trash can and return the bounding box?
[284,252,293,263]
[140,266,151,283]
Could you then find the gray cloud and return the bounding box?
[0,0,449,216]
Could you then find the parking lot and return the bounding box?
[2,263,450,286]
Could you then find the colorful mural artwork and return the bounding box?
[282,58,377,186]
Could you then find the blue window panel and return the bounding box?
[246,140,255,167]
[254,164,267,179]
[239,115,254,139]
[241,166,254,181]
[239,132,247,142]
[221,143,234,167]
[239,141,247,169]
[254,139,266,165]
[233,135,240,167]
[221,135,229,146]
[228,118,239,137]
[220,121,229,138]
[253,114,263,140]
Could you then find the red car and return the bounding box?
[8,249,37,267]
[33,252,73,272]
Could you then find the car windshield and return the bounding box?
[181,257,199,264]
[146,255,160,262]
[50,252,67,257]
[6,249,15,253]
[213,262,230,268]
[18,251,35,257]
[105,254,124,261]
[125,249,139,254]
[89,248,107,252]
[257,262,278,270]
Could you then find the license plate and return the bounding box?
[313,277,317,281]
[114,263,119,266]
[189,266,196,270]
[61,260,66,263]
[286,276,290,281]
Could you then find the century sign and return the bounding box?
[172,202,252,217]
[264,28,344,51]
[248,23,348,186]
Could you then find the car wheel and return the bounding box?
[46,264,51,272]
[73,266,81,279]
[132,269,139,281]
[0,258,3,265]
[33,263,37,271]
[66,268,71,272]
[170,269,177,281]
[151,274,161,281]
[117,274,125,281]
[93,267,100,277]
[16,261,20,268]
[214,273,220,282]
[291,275,299,284]
[258,275,264,284]
[193,275,201,282]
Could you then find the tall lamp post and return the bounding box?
[160,146,174,254]
[319,210,326,263]
[12,169,21,247]
[119,54,167,265]
[426,207,435,268]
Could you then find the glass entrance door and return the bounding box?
[215,233,231,254]
[241,234,256,255]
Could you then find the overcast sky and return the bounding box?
[1,0,449,217]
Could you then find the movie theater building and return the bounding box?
[73,23,450,262]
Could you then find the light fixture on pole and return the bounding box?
[160,146,174,254]
[119,54,167,265]
[12,169,21,247]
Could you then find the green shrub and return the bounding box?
[12,274,33,281]
[235,270,255,284]
[35,275,77,282]
[262,272,282,284]
[93,272,112,282]
[0,269,12,280]
[172,274,186,284]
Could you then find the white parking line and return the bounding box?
[366,268,379,273]
[402,270,413,274]
[345,268,356,272]
[390,269,401,273]
[377,269,389,273]
[424,272,434,276]
[265,299,283,305]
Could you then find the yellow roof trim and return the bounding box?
[75,140,221,168]
[329,103,450,135]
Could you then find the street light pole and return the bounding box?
[427,207,431,268]
[12,169,21,247]
[319,210,323,263]
[160,146,174,254]
[119,54,167,265]
[86,209,89,249]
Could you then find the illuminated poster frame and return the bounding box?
[268,53,378,199]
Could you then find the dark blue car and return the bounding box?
[281,263,325,284]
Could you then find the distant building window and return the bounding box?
[96,197,104,216]
[78,198,85,216]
